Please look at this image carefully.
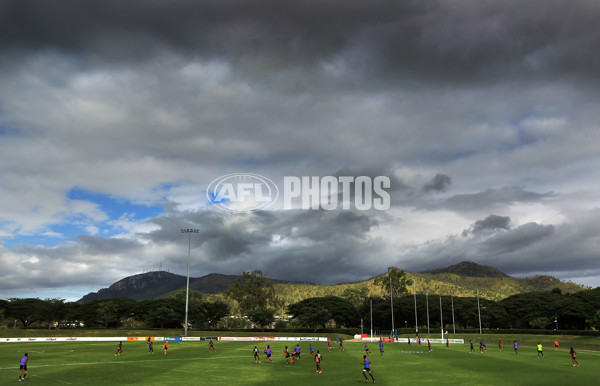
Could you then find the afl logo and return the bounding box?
[206,173,279,213]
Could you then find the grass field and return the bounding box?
[1,338,598,385]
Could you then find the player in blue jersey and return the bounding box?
[362,355,375,383]
[265,345,273,363]
[514,341,518,355]
[310,344,315,357]
[365,343,370,355]
[379,341,384,355]
[19,353,28,382]
[295,344,301,359]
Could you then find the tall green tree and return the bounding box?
[6,298,46,328]
[287,296,359,329]
[341,286,369,308]
[247,307,276,330]
[203,301,230,328]
[224,270,280,314]
[373,267,413,299]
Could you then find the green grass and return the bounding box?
[1,339,597,385]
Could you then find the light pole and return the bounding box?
[389,267,395,340]
[477,290,482,335]
[413,275,418,336]
[426,293,430,334]
[451,290,455,334]
[440,296,444,340]
[370,299,373,338]
[181,228,199,337]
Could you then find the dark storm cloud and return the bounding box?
[480,222,554,255]
[143,209,382,282]
[462,214,511,236]
[2,0,599,84]
[438,187,553,212]
[423,173,451,193]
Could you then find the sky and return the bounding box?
[1,0,599,301]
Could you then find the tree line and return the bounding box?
[2,269,600,331]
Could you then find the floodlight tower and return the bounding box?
[181,228,199,337]
[389,267,395,340]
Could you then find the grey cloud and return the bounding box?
[462,214,511,236]
[440,187,554,212]
[480,222,554,255]
[2,0,599,86]
[423,173,451,193]
[76,235,143,254]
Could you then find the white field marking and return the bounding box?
[0,355,248,371]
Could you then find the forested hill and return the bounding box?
[79,272,241,303]
[423,261,508,278]
[78,261,585,304]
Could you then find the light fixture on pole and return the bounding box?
[181,228,199,337]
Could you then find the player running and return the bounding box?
[315,350,323,374]
[209,340,216,352]
[284,346,294,365]
[163,341,169,355]
[470,339,474,353]
[265,345,273,363]
[499,338,503,352]
[570,347,580,367]
[295,344,301,359]
[18,353,28,382]
[365,343,370,355]
[537,343,544,358]
[253,346,261,363]
[310,344,315,357]
[482,339,487,352]
[379,341,384,355]
[428,339,432,352]
[148,340,154,353]
[362,355,375,383]
[514,341,518,355]
[339,338,344,351]
[328,338,333,352]
[115,341,123,357]
[555,341,559,351]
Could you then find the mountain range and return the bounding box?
[78,261,585,303]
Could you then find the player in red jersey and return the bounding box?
[315,350,323,374]
[115,341,123,357]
